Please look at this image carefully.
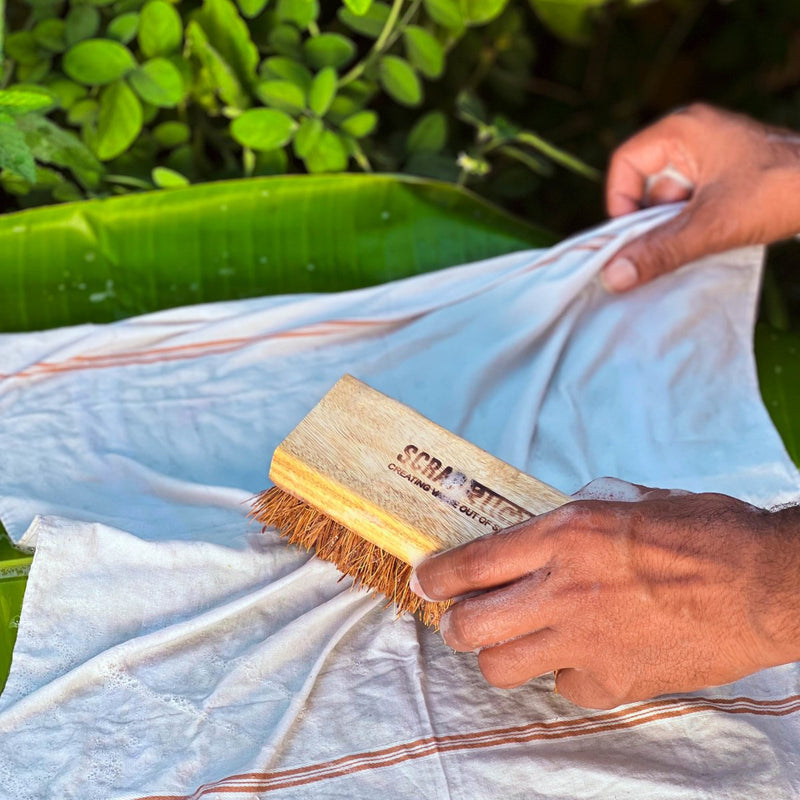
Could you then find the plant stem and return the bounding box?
[350,139,372,172]
[515,131,601,182]
[496,144,552,177]
[339,0,405,87]
[383,0,422,51]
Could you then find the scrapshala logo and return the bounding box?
[387,443,532,532]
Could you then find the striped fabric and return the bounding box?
[0,206,798,799]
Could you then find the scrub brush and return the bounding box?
[251,375,569,627]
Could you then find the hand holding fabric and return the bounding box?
[411,480,800,709]
[602,103,800,291]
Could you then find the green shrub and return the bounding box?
[0,0,616,210]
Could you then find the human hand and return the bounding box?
[602,103,800,292]
[410,480,800,709]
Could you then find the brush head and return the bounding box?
[251,486,450,627]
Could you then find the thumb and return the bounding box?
[600,200,720,292]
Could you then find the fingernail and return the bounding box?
[438,610,452,644]
[408,568,435,601]
[600,257,639,293]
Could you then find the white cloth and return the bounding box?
[0,206,798,799]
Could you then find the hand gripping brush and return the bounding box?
[251,375,569,627]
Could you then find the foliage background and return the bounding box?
[2,0,800,321]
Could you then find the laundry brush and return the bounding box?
[251,375,570,627]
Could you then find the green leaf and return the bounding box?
[128,58,185,107]
[52,181,84,203]
[403,26,444,79]
[379,55,422,106]
[0,171,33,196]
[260,56,313,91]
[422,0,463,29]
[327,94,360,122]
[0,119,37,183]
[193,0,259,88]
[139,0,183,57]
[88,79,143,160]
[406,110,447,152]
[255,79,305,113]
[0,87,55,116]
[338,1,390,37]
[455,88,486,124]
[237,0,270,19]
[164,143,193,174]
[63,39,137,86]
[302,128,348,172]
[267,24,302,57]
[67,98,99,126]
[230,107,296,150]
[304,33,356,70]
[340,109,377,138]
[458,0,510,25]
[756,323,800,467]
[308,66,336,117]
[343,0,373,13]
[33,165,67,189]
[141,100,159,125]
[16,60,53,84]
[65,5,101,47]
[33,19,67,53]
[16,114,103,187]
[0,174,553,332]
[152,120,191,147]
[46,78,88,111]
[169,53,194,85]
[152,165,190,188]
[107,12,140,45]
[276,0,319,28]
[5,32,43,65]
[527,0,608,43]
[293,116,323,158]
[253,148,288,175]
[185,20,249,111]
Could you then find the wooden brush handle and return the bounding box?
[270,375,570,567]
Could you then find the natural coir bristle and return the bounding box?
[250,486,450,628]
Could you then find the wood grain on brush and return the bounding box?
[252,375,570,626]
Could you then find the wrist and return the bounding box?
[752,505,800,667]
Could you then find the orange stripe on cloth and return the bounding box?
[135,693,800,799]
[519,240,606,274]
[0,239,608,385]
[0,319,390,383]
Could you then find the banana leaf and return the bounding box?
[755,322,800,468]
[0,174,554,332]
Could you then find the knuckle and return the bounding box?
[551,501,596,529]
[477,649,523,689]
[683,101,713,119]
[454,541,494,588]
[636,231,684,277]
[558,673,621,710]
[607,146,629,175]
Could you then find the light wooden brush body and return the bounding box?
[253,375,570,626]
